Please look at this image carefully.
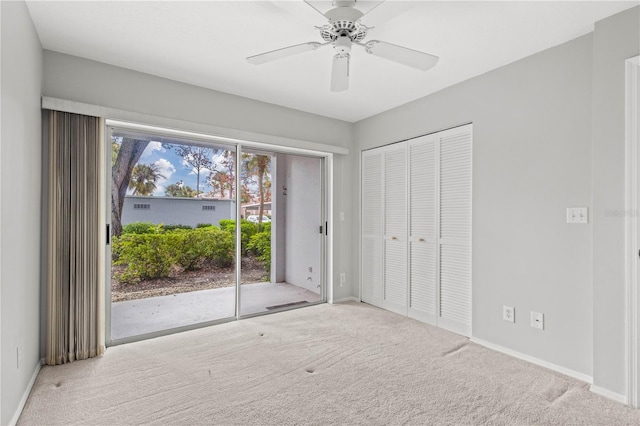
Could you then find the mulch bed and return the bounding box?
[111,257,268,302]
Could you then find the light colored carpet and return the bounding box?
[18,302,640,425]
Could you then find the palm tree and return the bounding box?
[242,154,271,229]
[128,163,165,196]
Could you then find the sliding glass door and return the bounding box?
[239,152,324,316]
[106,124,327,344]
[108,128,238,341]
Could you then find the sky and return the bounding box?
[133,141,234,197]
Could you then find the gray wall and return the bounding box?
[42,51,352,148]
[355,35,595,376]
[0,1,43,424]
[121,196,235,228]
[592,6,640,396]
[284,155,322,293]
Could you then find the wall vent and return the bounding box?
[202,205,216,211]
[133,203,151,210]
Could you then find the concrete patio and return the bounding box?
[110,282,322,341]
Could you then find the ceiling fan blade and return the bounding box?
[247,42,322,65]
[303,0,328,18]
[304,1,385,18]
[331,53,350,92]
[364,40,438,71]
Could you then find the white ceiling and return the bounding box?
[26,1,638,123]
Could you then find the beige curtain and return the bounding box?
[46,110,105,365]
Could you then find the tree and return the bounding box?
[112,140,120,166]
[165,181,197,198]
[207,170,232,198]
[239,183,251,204]
[112,138,150,237]
[128,163,165,196]
[242,154,271,229]
[219,150,236,198]
[173,146,213,196]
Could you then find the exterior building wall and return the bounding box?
[121,196,235,228]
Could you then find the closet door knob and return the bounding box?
[418,238,425,242]
[391,236,397,241]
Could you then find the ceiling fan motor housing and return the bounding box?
[320,6,368,43]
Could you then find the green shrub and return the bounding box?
[260,222,271,233]
[122,221,160,235]
[248,231,271,273]
[171,227,234,270]
[169,229,206,271]
[196,223,214,228]
[202,228,235,267]
[163,224,192,232]
[218,219,235,232]
[113,227,236,282]
[218,219,258,254]
[112,233,175,283]
[240,219,257,238]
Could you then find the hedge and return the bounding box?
[247,231,271,273]
[114,220,269,283]
[218,219,257,254]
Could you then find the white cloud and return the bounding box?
[140,141,166,160]
[152,158,176,196]
[212,153,228,169]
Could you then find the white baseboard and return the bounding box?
[470,337,593,384]
[9,360,42,426]
[590,385,628,405]
[331,296,360,304]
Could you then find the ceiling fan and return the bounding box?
[246,0,439,92]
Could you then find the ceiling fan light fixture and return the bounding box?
[334,36,352,54]
[331,53,350,92]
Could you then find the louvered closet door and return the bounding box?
[361,150,383,307]
[438,125,472,337]
[408,136,438,324]
[383,144,408,316]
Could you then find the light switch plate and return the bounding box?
[567,207,588,224]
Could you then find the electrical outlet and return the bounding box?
[308,266,313,273]
[340,273,346,287]
[503,305,515,323]
[340,212,345,221]
[531,312,544,330]
[17,344,22,369]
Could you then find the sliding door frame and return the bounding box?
[625,55,640,408]
[104,120,332,345]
